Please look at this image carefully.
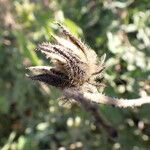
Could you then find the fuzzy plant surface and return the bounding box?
[26,23,118,138]
[26,23,150,138]
[27,23,106,96]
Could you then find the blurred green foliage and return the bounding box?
[0,0,150,149]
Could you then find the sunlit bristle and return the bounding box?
[28,23,105,89]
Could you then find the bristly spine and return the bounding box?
[27,23,106,92]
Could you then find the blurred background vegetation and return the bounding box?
[0,0,150,149]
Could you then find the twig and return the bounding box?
[63,89,118,138]
[63,89,150,108]
[63,89,149,137]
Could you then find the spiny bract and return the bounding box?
[27,23,106,92]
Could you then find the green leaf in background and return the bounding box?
[0,0,149,149]
[17,136,39,150]
[64,18,83,36]
[0,96,9,114]
[14,31,41,66]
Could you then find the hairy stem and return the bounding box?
[63,89,150,108]
[63,89,118,138]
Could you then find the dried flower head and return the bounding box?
[27,23,106,93]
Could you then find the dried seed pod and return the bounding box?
[27,23,106,91]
